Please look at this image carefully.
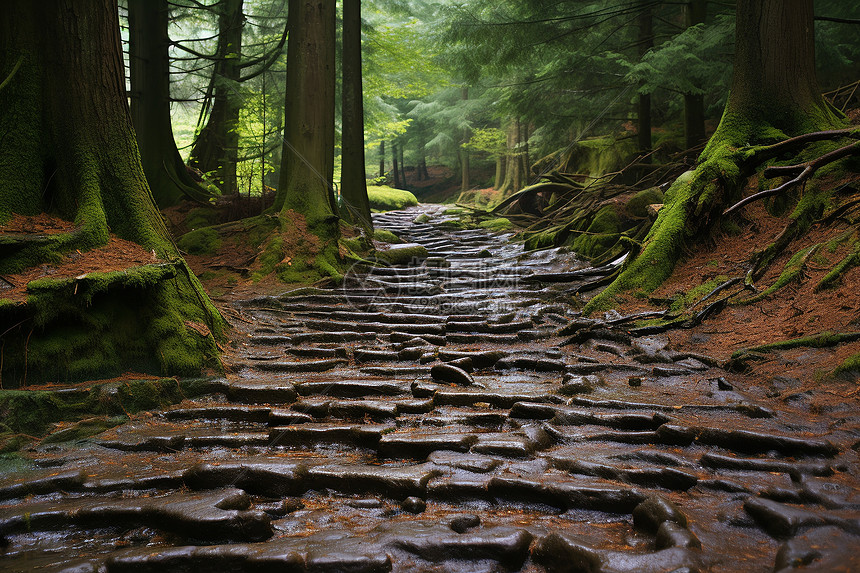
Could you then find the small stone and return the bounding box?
[283,498,305,513]
[431,363,474,385]
[478,249,492,258]
[450,514,481,533]
[401,496,426,514]
[656,521,700,549]
[633,495,688,532]
[448,357,474,372]
[713,377,733,391]
[628,376,643,387]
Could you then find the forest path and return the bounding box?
[2,204,859,572]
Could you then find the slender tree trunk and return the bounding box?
[512,118,522,192]
[0,0,223,383]
[493,155,504,189]
[128,0,212,207]
[340,0,372,228]
[498,117,521,196]
[275,0,337,226]
[683,0,707,149]
[459,86,471,193]
[392,142,401,188]
[379,140,385,179]
[522,121,531,185]
[399,143,407,188]
[637,0,653,160]
[188,0,244,194]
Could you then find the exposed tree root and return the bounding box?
[727,331,860,372]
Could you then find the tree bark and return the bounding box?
[275,0,337,224]
[637,0,653,160]
[0,0,223,382]
[128,0,212,207]
[392,142,401,189]
[379,140,386,179]
[340,0,372,229]
[188,0,244,194]
[399,142,407,188]
[683,0,707,149]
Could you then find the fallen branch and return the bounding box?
[724,139,860,216]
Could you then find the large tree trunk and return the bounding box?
[128,0,213,207]
[188,0,244,195]
[587,0,845,312]
[340,0,372,229]
[0,0,223,383]
[682,0,707,149]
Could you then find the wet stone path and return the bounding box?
[2,205,859,572]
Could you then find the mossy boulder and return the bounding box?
[373,229,403,244]
[478,218,513,232]
[177,227,222,255]
[376,243,429,265]
[626,188,665,218]
[367,186,419,211]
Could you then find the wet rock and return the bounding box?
[656,521,701,549]
[449,514,481,533]
[0,470,85,501]
[378,430,479,459]
[471,433,535,458]
[183,461,308,497]
[295,379,411,398]
[430,363,474,385]
[0,488,273,542]
[534,533,706,573]
[401,496,426,514]
[165,405,271,423]
[382,522,532,568]
[700,452,832,478]
[495,356,567,372]
[438,349,507,369]
[448,357,474,372]
[633,496,689,532]
[226,382,297,404]
[489,475,645,512]
[427,451,501,473]
[774,526,860,572]
[268,423,390,448]
[434,389,556,409]
[354,349,401,363]
[652,365,691,377]
[306,463,442,497]
[743,497,842,538]
[254,359,348,373]
[628,376,643,387]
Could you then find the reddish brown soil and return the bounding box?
[0,215,159,303]
[614,174,860,387]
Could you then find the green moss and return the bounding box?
[833,353,860,378]
[817,239,860,291]
[413,213,431,224]
[376,243,429,265]
[0,377,216,447]
[478,218,512,232]
[366,186,419,211]
[668,276,729,314]
[185,206,220,230]
[373,229,403,244]
[626,188,664,218]
[728,331,860,370]
[743,244,820,304]
[0,263,223,385]
[177,227,222,255]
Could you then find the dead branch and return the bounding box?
[724,140,860,216]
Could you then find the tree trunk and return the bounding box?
[459,86,471,193]
[521,121,531,185]
[392,142,401,189]
[683,0,707,149]
[708,0,839,149]
[340,0,372,229]
[275,0,337,224]
[637,0,653,160]
[128,0,213,207]
[379,140,385,179]
[399,143,407,188]
[587,0,845,312]
[0,0,223,383]
[188,0,244,194]
[498,117,521,196]
[494,155,505,189]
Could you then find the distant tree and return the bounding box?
[188,0,244,194]
[128,0,214,207]
[0,0,223,383]
[341,0,373,229]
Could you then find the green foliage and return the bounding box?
[367,185,419,211]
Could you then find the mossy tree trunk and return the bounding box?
[498,118,523,197]
[586,0,845,313]
[128,0,214,208]
[188,0,244,195]
[0,0,224,383]
[340,0,373,229]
